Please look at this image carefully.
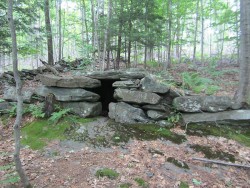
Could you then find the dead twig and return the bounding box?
[192,157,250,168]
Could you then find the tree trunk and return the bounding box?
[236,0,250,106]
[102,0,112,71]
[58,0,62,61]
[44,0,54,65]
[201,0,204,65]
[127,0,132,68]
[116,0,124,70]
[193,0,199,62]
[7,0,32,187]
[165,0,172,70]
[82,0,89,44]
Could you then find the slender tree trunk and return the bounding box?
[58,0,62,61]
[236,0,250,106]
[193,0,199,62]
[165,0,172,70]
[235,0,240,64]
[91,0,95,47]
[144,46,147,68]
[82,0,89,44]
[44,0,54,65]
[62,10,65,59]
[201,0,204,65]
[102,0,112,71]
[127,0,132,68]
[116,25,122,69]
[116,0,124,70]
[7,0,32,187]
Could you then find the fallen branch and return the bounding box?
[40,59,60,76]
[192,157,250,168]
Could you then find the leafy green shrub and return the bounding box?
[147,60,159,68]
[8,104,17,117]
[0,162,20,185]
[26,103,45,118]
[181,72,220,95]
[48,108,71,124]
[134,178,149,188]
[95,168,119,179]
[0,98,5,102]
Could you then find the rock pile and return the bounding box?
[35,74,102,118]
[1,69,249,126]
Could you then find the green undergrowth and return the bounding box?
[0,115,10,128]
[0,160,20,185]
[21,116,95,150]
[179,181,189,188]
[186,124,250,147]
[95,168,119,179]
[190,144,235,163]
[134,177,149,188]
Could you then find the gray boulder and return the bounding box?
[140,76,169,94]
[173,96,234,113]
[142,104,172,113]
[86,70,146,80]
[114,89,161,105]
[0,102,14,114]
[61,102,102,118]
[160,88,182,105]
[108,102,149,123]
[112,80,140,88]
[3,86,34,103]
[182,110,250,126]
[173,96,203,112]
[35,86,100,102]
[37,74,101,88]
[146,110,170,120]
[201,96,234,112]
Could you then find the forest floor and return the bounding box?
[1,63,250,188]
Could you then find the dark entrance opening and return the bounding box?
[89,79,118,116]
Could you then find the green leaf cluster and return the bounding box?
[182,72,220,95]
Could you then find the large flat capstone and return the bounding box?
[114,88,161,105]
[182,110,250,126]
[173,96,235,113]
[35,86,100,102]
[109,102,148,124]
[86,70,146,80]
[37,74,101,88]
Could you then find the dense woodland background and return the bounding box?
[0,0,240,71]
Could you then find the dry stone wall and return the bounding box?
[1,69,249,126]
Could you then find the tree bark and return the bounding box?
[7,0,32,187]
[102,0,112,71]
[166,0,172,70]
[44,0,54,65]
[193,0,199,62]
[58,0,62,61]
[201,0,204,65]
[236,0,250,106]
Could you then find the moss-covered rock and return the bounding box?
[190,144,235,163]
[21,117,95,150]
[186,124,250,147]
